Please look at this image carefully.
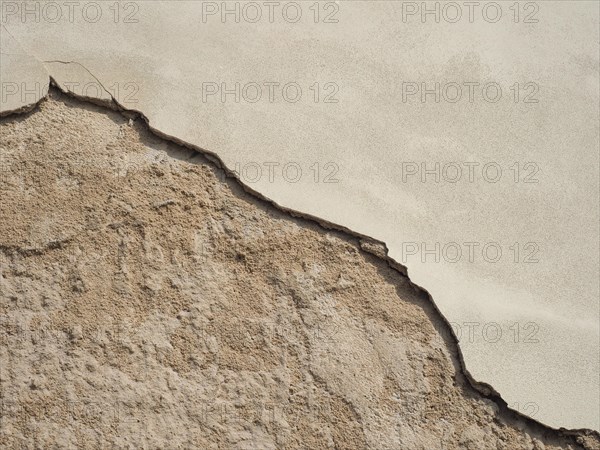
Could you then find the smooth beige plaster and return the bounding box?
[0,25,48,115]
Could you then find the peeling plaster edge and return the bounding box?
[1,75,598,445]
[0,100,41,118]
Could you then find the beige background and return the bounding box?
[1,1,598,430]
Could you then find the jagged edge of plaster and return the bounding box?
[1,70,598,444]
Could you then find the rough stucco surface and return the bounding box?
[1,2,598,431]
[1,94,599,449]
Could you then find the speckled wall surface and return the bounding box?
[1,1,598,431]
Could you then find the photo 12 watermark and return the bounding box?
[1,81,139,105]
[201,81,339,104]
[448,321,540,344]
[0,157,156,193]
[400,161,540,184]
[231,161,340,184]
[400,2,539,24]
[400,241,540,264]
[199,1,340,24]
[509,401,540,418]
[1,1,140,24]
[401,81,539,104]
